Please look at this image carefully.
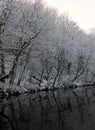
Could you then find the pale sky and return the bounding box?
[44,0,95,32]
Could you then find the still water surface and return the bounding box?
[1,87,95,130]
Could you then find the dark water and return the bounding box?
[1,87,95,130]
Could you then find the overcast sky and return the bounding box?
[44,0,95,32]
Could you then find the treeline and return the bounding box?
[0,0,95,88]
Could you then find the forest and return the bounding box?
[0,0,95,95]
[1,0,95,130]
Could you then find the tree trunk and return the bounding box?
[0,53,6,82]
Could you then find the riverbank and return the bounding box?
[0,82,95,100]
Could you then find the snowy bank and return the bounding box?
[0,81,95,99]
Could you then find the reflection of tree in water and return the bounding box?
[38,94,53,129]
[72,91,92,123]
[0,102,15,130]
[1,88,95,130]
[38,91,69,130]
[51,91,65,129]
